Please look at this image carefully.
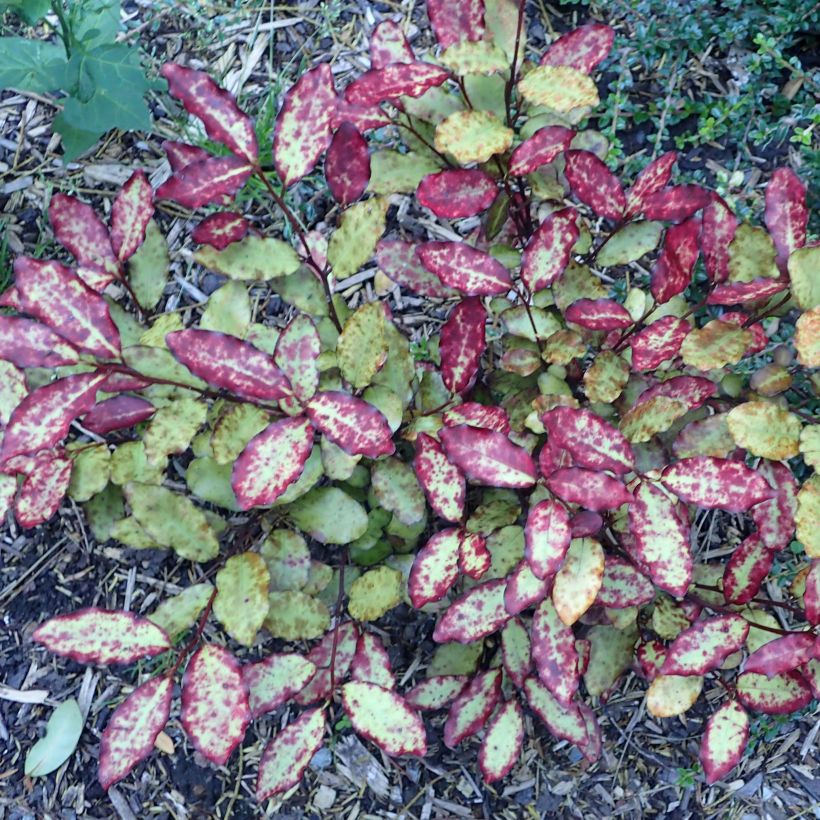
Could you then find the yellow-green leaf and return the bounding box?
[213,552,270,646]
[195,235,301,281]
[148,582,214,640]
[727,401,802,460]
[337,302,388,388]
[200,280,251,337]
[440,40,508,75]
[143,398,206,467]
[434,110,513,165]
[348,566,403,621]
[327,197,388,280]
[680,320,751,371]
[368,151,441,195]
[788,246,820,310]
[128,220,169,311]
[264,590,330,640]
[727,224,779,282]
[68,444,111,502]
[517,65,599,112]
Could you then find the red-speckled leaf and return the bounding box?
[418,241,512,296]
[443,668,501,748]
[83,395,155,435]
[110,171,153,262]
[520,206,579,292]
[661,615,749,676]
[628,481,692,597]
[577,703,602,763]
[231,415,313,509]
[161,64,257,162]
[370,20,414,68]
[540,23,614,72]
[721,311,767,354]
[439,425,536,488]
[764,168,808,271]
[723,533,774,605]
[256,708,326,801]
[443,403,510,433]
[501,618,531,687]
[564,151,624,221]
[332,99,392,132]
[181,644,250,765]
[596,556,654,608]
[439,297,487,393]
[459,532,491,579]
[635,375,717,413]
[700,700,749,785]
[33,608,170,665]
[524,499,570,580]
[637,640,667,681]
[565,298,632,330]
[166,329,291,401]
[531,598,578,706]
[192,212,250,250]
[479,699,524,783]
[0,316,79,368]
[433,578,510,643]
[504,560,550,615]
[274,315,320,403]
[547,468,632,512]
[405,676,468,710]
[805,661,820,700]
[376,240,458,298]
[736,670,812,714]
[97,372,151,393]
[0,372,106,466]
[416,169,497,219]
[629,316,690,371]
[625,152,677,217]
[350,632,396,689]
[744,633,815,678]
[98,675,172,790]
[701,193,738,283]
[650,216,700,304]
[427,0,484,48]
[707,277,788,305]
[409,529,461,608]
[344,62,450,106]
[274,64,337,187]
[155,156,253,209]
[414,433,466,522]
[15,453,72,528]
[662,457,774,512]
[295,622,359,705]
[509,125,574,176]
[162,140,212,172]
[14,258,121,358]
[552,537,604,626]
[325,122,370,205]
[570,510,603,538]
[642,185,711,222]
[751,461,797,551]
[523,676,588,747]
[805,563,819,626]
[243,653,317,717]
[0,286,21,309]
[342,681,427,755]
[305,391,394,457]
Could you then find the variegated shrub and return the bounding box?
[3,0,819,802]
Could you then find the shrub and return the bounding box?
[2,0,818,803]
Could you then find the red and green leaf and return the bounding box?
[625,151,677,217]
[416,169,497,218]
[508,125,574,176]
[531,597,579,706]
[642,184,711,223]
[83,395,156,435]
[0,316,80,369]
[736,670,813,715]
[433,578,510,643]
[479,699,524,783]
[635,375,717,413]
[350,632,396,689]
[443,402,510,433]
[661,615,749,676]
[418,241,512,296]
[344,62,450,106]
[191,212,250,250]
[524,499,571,580]
[376,240,458,298]
[458,531,491,580]
[443,668,502,748]
[805,562,819,626]
[629,315,690,371]
[743,633,816,679]
[596,556,654,608]
[439,296,487,393]
[700,700,749,785]
[295,622,359,705]
[414,433,466,522]
[274,315,321,403]
[546,468,632,511]
[564,150,625,221]
[764,168,807,270]
[504,560,550,615]
[701,193,738,282]
[369,19,414,68]
[156,155,252,209]
[751,461,797,551]
[540,23,614,72]
[523,676,588,748]
[325,122,371,205]
[439,425,536,488]
[162,139,211,171]
[650,215,700,304]
[305,391,395,457]
[662,457,774,512]
[409,528,461,608]
[405,675,468,710]
[723,533,774,605]
[110,170,154,262]
[501,617,532,687]
[520,207,579,292]
[427,0,485,49]
[14,453,72,528]
[565,297,632,330]
[243,653,318,717]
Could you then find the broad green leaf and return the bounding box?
[584,624,638,696]
[371,457,426,526]
[122,345,208,390]
[143,398,206,467]
[368,151,441,195]
[110,441,164,486]
[211,403,270,465]
[727,224,779,282]
[428,641,484,677]
[517,65,599,112]
[261,530,311,592]
[84,483,124,541]
[348,566,403,621]
[1,0,51,24]
[275,315,320,402]
[727,401,802,460]
[320,435,361,480]
[337,302,388,388]
[0,37,68,93]
[148,582,214,640]
[463,73,507,120]
[185,457,239,510]
[68,444,111,502]
[596,221,663,266]
[500,305,561,342]
[128,221,169,311]
[24,699,84,777]
[200,280,251,337]
[371,321,416,406]
[327,196,389,279]
[788,246,820,310]
[195,235,300,281]
[109,517,161,549]
[552,261,607,312]
[434,110,513,165]
[800,426,820,471]
[680,320,752,371]
[269,267,329,316]
[646,674,703,717]
[213,552,270,646]
[264,591,330,640]
[288,486,368,544]
[362,385,403,432]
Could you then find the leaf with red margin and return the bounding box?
[596,556,654,608]
[552,537,604,626]
[416,169,497,218]
[370,20,414,68]
[662,456,774,512]
[439,425,536,488]
[751,461,797,552]
[443,403,510,433]
[546,468,632,511]
[274,64,338,187]
[541,406,636,475]
[744,633,816,678]
[295,622,359,705]
[439,297,487,393]
[520,206,579,292]
[635,375,717,412]
[577,703,602,763]
[0,316,79,368]
[700,700,749,785]
[155,156,253,209]
[15,453,72,528]
[523,676,588,747]
[414,433,466,522]
[479,699,524,783]
[14,258,121,358]
[350,632,396,689]
[642,184,711,222]
[83,395,156,435]
[565,298,632,330]
[256,708,326,801]
[0,372,106,465]
[625,151,677,217]
[231,416,314,509]
[0,362,28,428]
[418,241,512,295]
[181,644,250,765]
[0,286,21,309]
[736,670,813,714]
[628,481,692,597]
[661,615,749,676]
[110,171,153,262]
[433,578,510,643]
[637,639,667,681]
[274,315,320,404]
[531,597,579,706]
[722,533,774,605]
[629,315,690,371]
[305,391,395,458]
[331,100,392,132]
[720,311,767,355]
[805,661,820,700]
[427,0,485,48]
[564,150,624,220]
[405,676,468,710]
[242,653,318,717]
[443,668,502,748]
[508,125,574,176]
[501,617,532,686]
[162,139,212,171]
[325,122,370,205]
[764,168,808,271]
[650,215,700,303]
[805,562,819,626]
[161,64,258,162]
[375,240,458,298]
[539,23,614,72]
[342,681,427,755]
[192,212,250,250]
[701,193,738,283]
[524,499,571,580]
[504,559,550,614]
[344,62,450,106]
[707,277,788,305]
[32,608,170,665]
[458,532,491,579]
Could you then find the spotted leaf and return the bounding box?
[191,212,250,250]
[427,0,484,48]
[650,216,700,304]
[700,700,749,785]
[596,556,654,608]
[342,682,426,755]
[414,433,466,522]
[370,19,414,68]
[629,315,690,371]
[416,169,497,218]
[540,23,614,72]
[508,125,574,176]
[646,674,703,717]
[439,425,536,488]
[531,598,579,706]
[155,155,253,209]
[736,670,813,715]
[439,297,487,393]
[641,184,711,222]
[751,461,798,552]
[274,315,320,403]
[14,453,72,528]
[434,111,514,165]
[443,403,510,433]
[444,668,502,748]
[305,391,394,458]
[764,168,807,271]
[405,676,468,711]
[743,633,816,679]
[625,152,677,217]
[523,676,588,747]
[727,401,802,461]
[551,538,604,626]
[418,241,512,296]
[518,65,599,112]
[662,457,774,512]
[546,468,632,512]
[242,654,317,718]
[661,615,749,676]
[478,699,524,783]
[345,62,450,106]
[564,150,624,220]
[701,193,738,282]
[707,277,788,305]
[0,316,79,369]
[325,122,370,205]
[433,578,510,643]
[565,298,632,330]
[110,170,153,262]
[350,633,396,689]
[213,552,270,646]
[82,395,156,436]
[375,240,458,298]
[524,499,571,581]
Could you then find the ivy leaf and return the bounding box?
[0,36,69,94]
[25,699,84,777]
[700,700,749,785]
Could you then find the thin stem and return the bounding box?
[687,592,808,637]
[504,0,527,127]
[51,0,73,58]
[743,291,791,327]
[328,551,347,696]
[166,586,218,679]
[390,111,453,167]
[693,583,807,617]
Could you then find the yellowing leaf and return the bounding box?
[788,246,820,310]
[261,530,311,592]
[213,552,270,646]
[552,538,604,626]
[148,582,214,639]
[143,398,206,467]
[680,320,752,371]
[371,457,426,526]
[619,396,688,443]
[517,65,599,112]
[646,674,703,717]
[327,196,388,280]
[68,444,111,502]
[796,475,820,558]
[794,307,819,367]
[128,220,169,311]
[727,224,779,282]
[200,280,251,337]
[800,426,820,470]
[583,350,629,403]
[348,566,403,621]
[434,110,513,165]
[195,235,301,281]
[264,591,330,639]
[368,151,441,195]
[727,401,802,460]
[440,40,508,75]
[337,302,388,388]
[596,221,663,267]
